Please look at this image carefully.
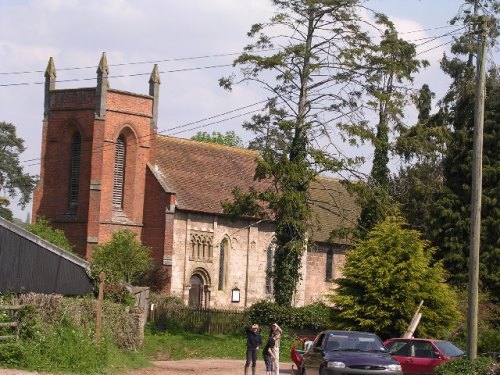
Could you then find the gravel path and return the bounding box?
[0,360,297,375]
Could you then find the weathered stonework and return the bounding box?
[33,55,358,309]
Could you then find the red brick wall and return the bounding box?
[142,167,168,263]
[33,87,157,260]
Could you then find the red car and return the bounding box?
[290,335,316,369]
[384,338,465,375]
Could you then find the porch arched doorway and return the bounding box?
[188,269,211,309]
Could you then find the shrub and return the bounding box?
[0,342,25,366]
[434,357,496,375]
[91,229,152,285]
[13,293,144,350]
[248,300,333,333]
[22,320,109,374]
[25,217,75,253]
[17,304,43,340]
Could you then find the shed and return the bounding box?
[0,216,93,295]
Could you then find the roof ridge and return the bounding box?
[157,134,259,156]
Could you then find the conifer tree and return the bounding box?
[354,15,428,235]
[395,0,499,300]
[220,0,371,305]
[330,215,460,339]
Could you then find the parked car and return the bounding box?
[293,330,402,374]
[290,335,317,369]
[384,338,465,375]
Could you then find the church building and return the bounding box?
[32,53,359,309]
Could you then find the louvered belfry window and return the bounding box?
[69,132,81,208]
[113,136,126,209]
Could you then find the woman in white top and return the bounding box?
[270,323,282,375]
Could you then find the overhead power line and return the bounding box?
[0,49,279,76]
[0,24,464,77]
[0,64,234,87]
[21,98,271,166]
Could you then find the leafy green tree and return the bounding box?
[190,131,244,148]
[0,121,38,220]
[355,15,428,235]
[392,84,449,236]
[399,2,500,299]
[91,230,152,285]
[390,1,499,301]
[330,215,460,339]
[220,0,372,306]
[429,69,499,299]
[25,217,74,253]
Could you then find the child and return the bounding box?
[263,334,276,375]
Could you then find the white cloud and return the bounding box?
[0,0,469,218]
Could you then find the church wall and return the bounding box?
[303,244,348,304]
[170,212,276,309]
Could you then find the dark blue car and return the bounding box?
[300,330,402,375]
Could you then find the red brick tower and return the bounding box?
[32,53,161,259]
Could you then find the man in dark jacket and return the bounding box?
[244,324,262,375]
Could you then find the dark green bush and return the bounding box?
[17,304,43,340]
[0,342,25,366]
[434,357,495,375]
[248,300,333,333]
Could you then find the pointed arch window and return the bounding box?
[113,136,126,209]
[265,241,274,294]
[69,132,81,208]
[325,248,334,281]
[218,238,229,291]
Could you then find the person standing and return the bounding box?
[270,323,282,375]
[244,323,262,375]
[263,333,276,375]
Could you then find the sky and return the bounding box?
[0,0,493,220]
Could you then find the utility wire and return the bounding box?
[1,26,466,87]
[0,64,234,87]
[20,99,271,165]
[0,49,279,76]
[0,25,464,76]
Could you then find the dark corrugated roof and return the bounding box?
[0,216,93,295]
[153,135,359,243]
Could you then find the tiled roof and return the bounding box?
[154,135,359,243]
[154,135,265,214]
[308,177,360,244]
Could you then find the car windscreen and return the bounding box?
[326,332,386,352]
[434,341,465,357]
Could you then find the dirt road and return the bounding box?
[0,360,297,375]
[125,360,297,375]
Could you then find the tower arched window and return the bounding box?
[69,132,81,208]
[113,136,126,209]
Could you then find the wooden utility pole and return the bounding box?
[467,15,487,361]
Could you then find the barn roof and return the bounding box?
[153,135,359,244]
[0,216,93,295]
